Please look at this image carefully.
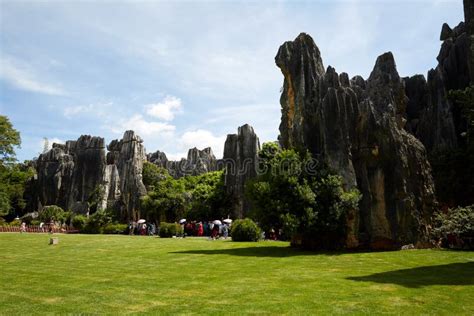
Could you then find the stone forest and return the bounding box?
[1,1,473,252]
[1,1,473,314]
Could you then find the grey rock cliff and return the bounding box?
[35,136,106,214]
[147,147,218,178]
[223,124,260,219]
[404,6,473,153]
[33,131,147,220]
[276,33,436,249]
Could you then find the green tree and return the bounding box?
[141,163,230,223]
[142,161,169,189]
[39,205,67,223]
[0,115,21,164]
[432,205,474,249]
[246,144,360,249]
[140,167,186,223]
[183,171,230,221]
[0,116,34,218]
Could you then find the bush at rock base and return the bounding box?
[103,223,128,234]
[159,222,183,238]
[432,205,474,249]
[231,218,262,242]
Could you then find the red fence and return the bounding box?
[0,225,79,233]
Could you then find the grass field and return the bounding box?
[0,233,473,314]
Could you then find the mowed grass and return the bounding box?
[0,234,473,315]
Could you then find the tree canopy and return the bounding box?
[246,144,361,249]
[140,162,230,223]
[0,115,21,164]
[0,116,34,218]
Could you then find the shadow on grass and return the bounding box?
[347,262,474,288]
[171,246,342,257]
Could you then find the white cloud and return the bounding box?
[0,56,66,96]
[63,102,113,119]
[178,129,226,159]
[110,114,175,137]
[166,152,188,161]
[39,137,64,153]
[145,95,182,121]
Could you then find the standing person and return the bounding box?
[40,222,45,233]
[211,224,219,239]
[141,223,147,236]
[48,220,54,234]
[209,221,214,238]
[180,222,186,238]
[197,222,203,236]
[222,224,229,239]
[20,222,26,233]
[203,222,209,236]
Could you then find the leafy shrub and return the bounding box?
[82,210,113,234]
[39,205,67,223]
[432,205,474,249]
[159,222,183,238]
[103,223,128,234]
[10,219,21,226]
[231,218,262,242]
[72,215,87,231]
[30,220,41,226]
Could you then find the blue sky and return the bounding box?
[0,0,464,161]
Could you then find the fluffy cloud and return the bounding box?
[0,56,66,96]
[39,137,64,153]
[178,129,226,159]
[145,95,182,121]
[111,114,175,137]
[63,102,113,119]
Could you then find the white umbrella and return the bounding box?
[223,219,232,224]
[213,220,222,225]
[137,219,146,224]
[179,219,187,224]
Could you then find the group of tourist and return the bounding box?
[128,222,156,236]
[17,221,66,234]
[181,221,230,239]
[126,220,232,239]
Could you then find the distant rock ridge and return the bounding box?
[147,147,218,178]
[276,33,436,249]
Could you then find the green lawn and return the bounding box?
[0,234,473,314]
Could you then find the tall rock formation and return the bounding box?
[223,124,260,219]
[404,2,473,153]
[147,147,218,178]
[276,33,436,249]
[106,131,147,220]
[32,131,146,220]
[465,0,474,83]
[35,136,106,214]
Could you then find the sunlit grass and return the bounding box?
[0,233,473,314]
